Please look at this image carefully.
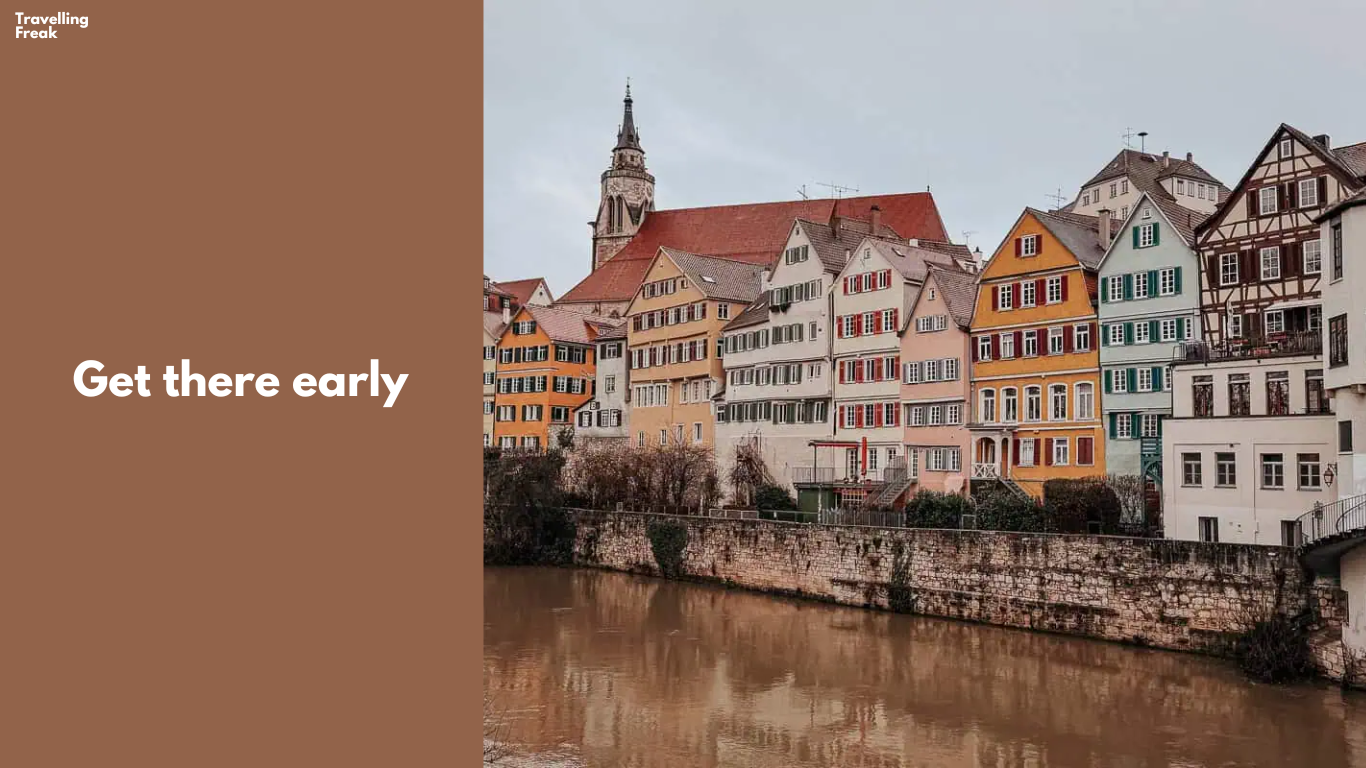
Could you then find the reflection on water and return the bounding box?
[484,567,1365,767]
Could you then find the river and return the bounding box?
[484,567,1365,767]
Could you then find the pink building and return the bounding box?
[901,266,976,495]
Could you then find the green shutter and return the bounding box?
[1177,317,1186,339]
[1124,322,1134,344]
[1157,415,1164,437]
[1104,369,1112,393]
[1174,266,1182,293]
[1130,413,1141,439]
[1123,274,1134,300]
[1152,224,1161,247]
[1149,320,1159,341]
[1132,227,1140,249]
[1109,413,1118,439]
[1148,270,1159,296]
[1101,278,1109,303]
[1101,324,1109,346]
[1152,367,1163,390]
[1127,368,1137,392]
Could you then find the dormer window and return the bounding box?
[1141,207,1152,220]
[1120,180,1129,194]
[1017,234,1040,257]
[1176,179,1185,195]
[1280,138,1294,159]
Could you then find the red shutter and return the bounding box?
[1035,278,1045,299]
[991,286,999,311]
[1278,183,1289,211]
[1060,273,1069,301]
[1247,190,1258,219]
[1012,282,1021,306]
[1079,437,1093,466]
[1044,438,1053,465]
[843,277,850,295]
[891,308,899,330]
[1064,326,1074,353]
[1207,255,1219,284]
[1284,242,1300,278]
[890,405,899,427]
[1012,438,1020,465]
[1014,237,1022,256]
[855,408,863,428]
[873,358,883,381]
[874,406,883,427]
[855,314,863,336]
[972,338,980,362]
[1090,322,1098,346]
[991,334,1000,359]
[1014,330,1023,353]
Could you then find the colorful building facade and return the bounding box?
[901,266,976,495]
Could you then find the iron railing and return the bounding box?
[1296,492,1366,547]
[792,466,837,484]
[1175,330,1322,364]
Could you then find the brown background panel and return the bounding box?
[1,2,478,765]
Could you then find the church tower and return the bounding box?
[590,83,655,272]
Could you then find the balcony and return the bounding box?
[972,463,1000,479]
[1175,330,1321,365]
[792,466,900,485]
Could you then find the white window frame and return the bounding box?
[1021,281,1036,307]
[1138,223,1156,248]
[1161,318,1177,342]
[1134,321,1150,345]
[1046,276,1063,304]
[1020,235,1039,257]
[1003,387,1019,423]
[1108,324,1124,346]
[1265,309,1285,335]
[1074,323,1091,352]
[1111,368,1128,394]
[1116,413,1133,439]
[1049,384,1068,421]
[1075,382,1094,420]
[1053,437,1070,466]
[1299,178,1319,208]
[980,389,997,423]
[1000,332,1015,359]
[1137,368,1153,392]
[1159,267,1176,296]
[1022,330,1038,357]
[1260,246,1281,280]
[1220,253,1239,286]
[1303,239,1322,275]
[1228,313,1243,338]
[1048,326,1064,355]
[1141,414,1160,438]
[1025,386,1041,422]
[1280,138,1294,159]
[1107,275,1123,302]
[1133,271,1149,299]
[1019,438,1036,467]
[1259,186,1278,215]
[998,284,1013,310]
[977,336,992,362]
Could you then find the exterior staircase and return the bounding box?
[864,458,912,510]
[970,475,1031,503]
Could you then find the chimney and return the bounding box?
[502,305,511,325]
[760,268,770,289]
[1161,151,1170,169]
[908,238,919,248]
[1185,151,1193,163]
[1314,134,1331,148]
[843,248,852,264]
[870,205,882,234]
[1098,208,1113,249]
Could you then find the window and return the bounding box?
[1020,235,1039,257]
[863,312,877,334]
[1307,369,1326,414]
[977,336,992,362]
[1121,180,1129,194]
[1220,253,1239,286]
[483,372,495,386]
[1025,387,1041,422]
[1260,246,1281,280]
[1141,413,1160,438]
[928,405,943,425]
[1262,453,1285,490]
[483,400,494,415]
[1021,281,1036,307]
[1193,375,1213,418]
[1000,332,1016,359]
[1341,420,1355,453]
[717,304,729,320]
[1303,239,1322,275]
[1199,517,1220,543]
[550,406,571,423]
[1259,187,1278,216]
[1132,271,1149,299]
[1116,413,1132,438]
[1003,388,1019,422]
[1137,368,1152,392]
[1046,276,1063,304]
[1280,137,1294,159]
[1019,438,1036,467]
[1165,366,1173,393]
[1074,323,1091,351]
[1198,184,1206,200]
[1330,314,1349,368]
[1052,437,1070,466]
[659,429,668,446]
[1182,453,1202,487]
[980,389,996,422]
[1177,179,1186,195]
[1298,453,1322,490]
[1333,222,1344,281]
[1264,309,1286,336]
[998,284,1013,310]
[1111,368,1128,394]
[882,308,896,333]
[1022,330,1038,357]
[947,404,961,425]
[1110,182,1117,199]
[604,375,616,394]
[842,315,856,337]
[1159,267,1176,296]
[1108,324,1125,346]
[1134,322,1150,345]
[1160,318,1177,342]
[1049,384,1067,421]
[1138,223,1156,248]
[1227,313,1243,338]
[1048,326,1064,355]
[1282,521,1304,548]
[1076,383,1094,420]
[1077,436,1094,466]
[483,345,495,360]
[1229,374,1250,416]
[1216,453,1237,487]
[693,422,703,444]
[1299,178,1319,208]
[1107,275,1124,303]
[1122,205,1130,218]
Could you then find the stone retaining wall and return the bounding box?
[571,510,1353,682]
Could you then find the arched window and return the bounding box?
[615,198,626,233]
[1049,384,1068,421]
[980,388,996,423]
[1002,387,1018,422]
[606,197,616,232]
[1025,386,1042,422]
[1075,382,1094,420]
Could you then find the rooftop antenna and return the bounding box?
[1138,131,1148,153]
[1045,187,1069,209]
[1122,127,1137,149]
[961,230,977,249]
[816,181,858,200]
[796,184,809,200]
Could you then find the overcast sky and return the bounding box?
[485,0,1366,297]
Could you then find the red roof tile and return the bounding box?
[559,192,948,304]
[491,277,551,306]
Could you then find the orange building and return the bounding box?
[626,247,763,448]
[968,208,1110,499]
[494,305,621,450]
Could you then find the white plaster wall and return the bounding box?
[1343,545,1366,656]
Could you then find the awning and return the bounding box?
[1263,297,1322,312]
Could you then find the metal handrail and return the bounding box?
[1296,492,1366,547]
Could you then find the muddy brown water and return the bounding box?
[484,567,1365,767]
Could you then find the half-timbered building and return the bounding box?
[1193,125,1366,351]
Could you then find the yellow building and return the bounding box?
[625,247,764,448]
[968,208,1111,499]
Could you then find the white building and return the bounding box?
[1163,351,1332,545]
[574,323,628,443]
[1318,187,1366,497]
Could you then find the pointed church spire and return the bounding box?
[615,79,642,151]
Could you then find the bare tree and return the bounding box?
[484,691,510,764]
[728,440,774,508]
[1106,473,1147,529]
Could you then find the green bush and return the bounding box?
[975,488,1045,532]
[904,491,972,529]
[754,483,798,511]
[646,518,689,577]
[1233,614,1314,684]
[1043,477,1122,534]
[483,449,576,565]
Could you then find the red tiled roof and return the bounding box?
[491,277,551,306]
[558,192,949,304]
